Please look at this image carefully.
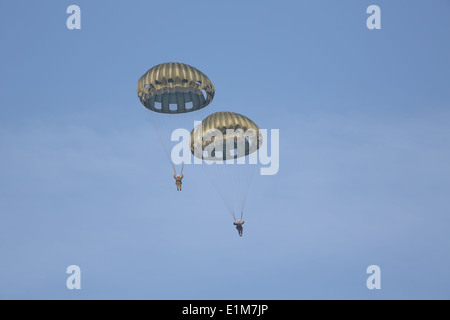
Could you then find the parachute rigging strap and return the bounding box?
[201,162,236,219]
[150,115,176,172]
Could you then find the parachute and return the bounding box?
[137,62,215,174]
[137,62,215,114]
[191,111,262,221]
[191,111,262,160]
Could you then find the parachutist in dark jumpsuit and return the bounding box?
[174,172,184,191]
[233,220,244,236]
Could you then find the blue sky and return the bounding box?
[0,0,449,299]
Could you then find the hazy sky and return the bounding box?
[1,0,449,299]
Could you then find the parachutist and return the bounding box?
[174,172,184,191]
[233,220,244,237]
[190,113,260,230]
[174,166,184,191]
[137,63,214,191]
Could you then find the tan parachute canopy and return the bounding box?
[191,111,262,160]
[137,62,215,114]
